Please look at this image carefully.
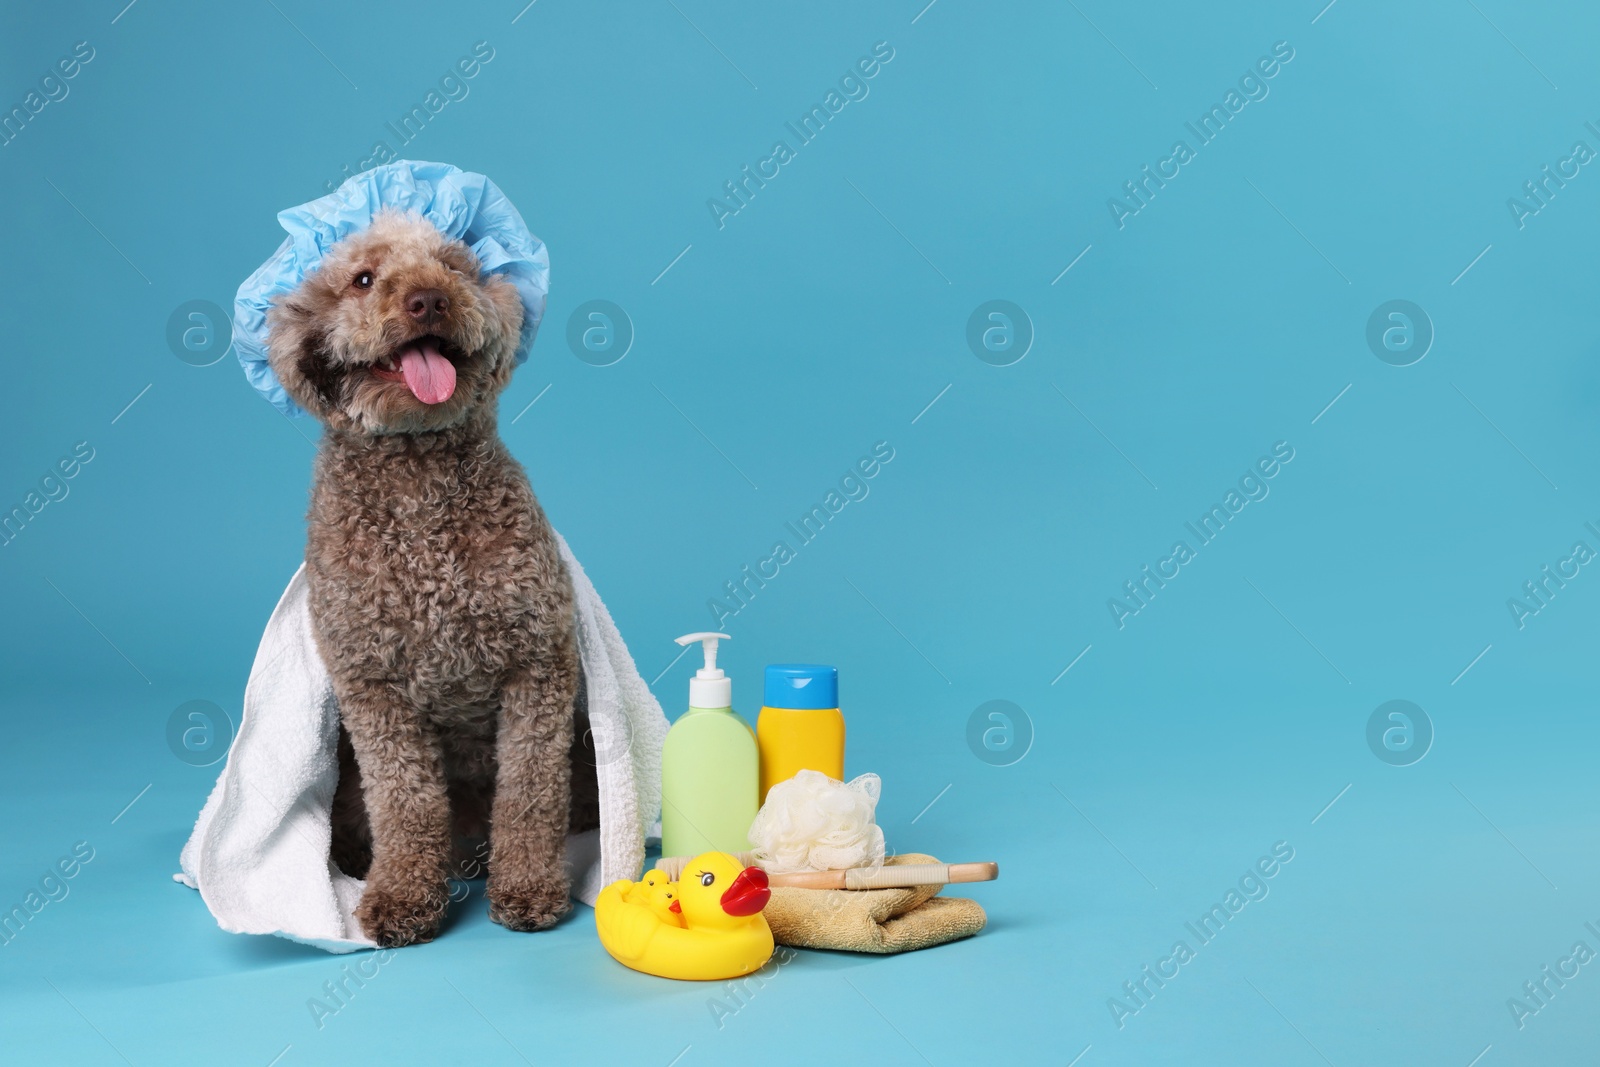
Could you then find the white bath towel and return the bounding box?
[175,532,667,952]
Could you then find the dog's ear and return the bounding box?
[295,329,344,409]
[481,274,526,392]
[267,293,344,416]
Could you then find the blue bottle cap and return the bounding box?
[763,664,838,709]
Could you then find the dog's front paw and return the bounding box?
[488,874,571,932]
[356,883,448,948]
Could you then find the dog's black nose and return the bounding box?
[405,288,449,324]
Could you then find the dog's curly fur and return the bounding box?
[266,209,596,947]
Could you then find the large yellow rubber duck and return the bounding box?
[595,852,773,980]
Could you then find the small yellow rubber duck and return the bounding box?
[595,851,773,981]
[622,868,686,928]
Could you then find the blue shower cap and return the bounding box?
[234,160,550,418]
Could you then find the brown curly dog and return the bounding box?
[266,208,597,947]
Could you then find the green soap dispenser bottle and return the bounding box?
[660,632,758,858]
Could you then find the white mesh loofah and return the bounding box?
[748,770,886,875]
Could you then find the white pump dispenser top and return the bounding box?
[675,632,732,709]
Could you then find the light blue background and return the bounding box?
[2,1,1598,1064]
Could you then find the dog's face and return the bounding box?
[266,209,525,435]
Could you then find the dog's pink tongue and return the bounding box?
[398,341,456,404]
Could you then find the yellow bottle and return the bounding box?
[757,664,843,801]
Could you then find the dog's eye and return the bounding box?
[352,271,374,290]
[699,872,715,887]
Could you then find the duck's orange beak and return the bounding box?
[719,867,770,916]
[668,899,682,914]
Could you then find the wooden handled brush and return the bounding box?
[654,853,999,890]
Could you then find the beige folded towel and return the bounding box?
[763,853,986,954]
